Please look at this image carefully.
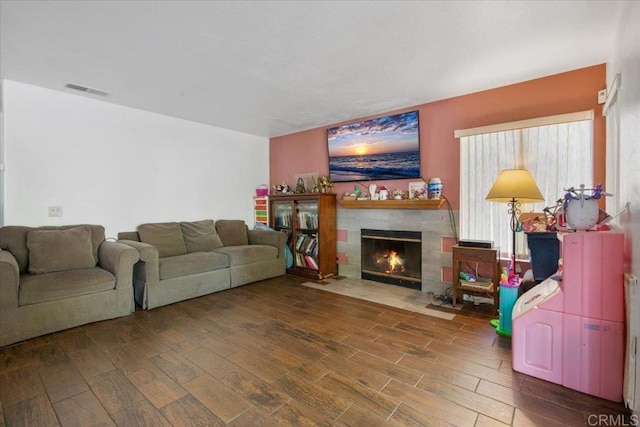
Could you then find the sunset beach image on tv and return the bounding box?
[327,110,420,182]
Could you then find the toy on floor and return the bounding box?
[459,272,476,282]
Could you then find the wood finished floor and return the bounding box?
[0,275,631,426]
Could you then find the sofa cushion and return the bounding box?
[215,220,249,246]
[71,225,104,264]
[180,220,223,253]
[26,226,97,275]
[0,224,105,274]
[159,252,229,280]
[44,225,104,265]
[117,231,140,242]
[214,245,278,266]
[138,222,187,258]
[19,267,115,305]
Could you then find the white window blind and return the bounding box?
[458,113,594,259]
[605,74,621,215]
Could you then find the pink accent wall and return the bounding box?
[336,252,348,265]
[441,237,457,253]
[270,65,606,209]
[442,266,452,284]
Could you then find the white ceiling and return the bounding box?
[0,0,626,138]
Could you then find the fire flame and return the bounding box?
[388,251,404,272]
[375,250,406,274]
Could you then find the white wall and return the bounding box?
[608,2,640,277]
[1,80,269,238]
[607,0,640,413]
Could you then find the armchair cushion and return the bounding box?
[180,220,223,253]
[19,268,115,305]
[138,222,187,258]
[215,220,249,246]
[0,224,105,274]
[26,226,96,275]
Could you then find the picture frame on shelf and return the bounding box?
[408,181,428,199]
[292,172,319,193]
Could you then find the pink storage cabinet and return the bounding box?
[512,230,625,402]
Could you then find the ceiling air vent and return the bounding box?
[64,83,109,97]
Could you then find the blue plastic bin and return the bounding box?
[525,232,560,282]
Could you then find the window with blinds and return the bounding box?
[456,111,594,259]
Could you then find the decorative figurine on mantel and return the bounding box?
[368,183,377,199]
[354,186,362,199]
[379,186,389,200]
[318,175,333,193]
[392,189,405,200]
[273,182,293,194]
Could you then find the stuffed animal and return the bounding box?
[273,182,292,194]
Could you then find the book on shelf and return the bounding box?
[304,255,319,270]
[296,211,318,229]
[276,211,292,228]
[295,234,318,256]
[293,252,319,270]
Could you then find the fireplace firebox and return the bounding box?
[361,229,422,289]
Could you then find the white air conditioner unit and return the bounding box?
[624,273,639,414]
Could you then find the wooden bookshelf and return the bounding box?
[270,193,337,280]
[339,198,446,210]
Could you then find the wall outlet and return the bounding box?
[48,206,63,217]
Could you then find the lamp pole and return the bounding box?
[507,197,521,276]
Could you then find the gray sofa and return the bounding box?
[117,219,286,309]
[0,224,139,347]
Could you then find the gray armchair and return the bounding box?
[0,224,139,347]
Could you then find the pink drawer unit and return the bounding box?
[513,302,624,401]
[562,314,624,402]
[512,304,564,384]
[512,230,625,402]
[561,231,624,322]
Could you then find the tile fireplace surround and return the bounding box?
[337,206,457,295]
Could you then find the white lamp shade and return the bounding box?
[486,169,544,203]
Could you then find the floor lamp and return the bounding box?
[486,169,544,278]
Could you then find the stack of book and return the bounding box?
[276,211,292,228]
[295,252,319,270]
[295,234,318,256]
[297,211,318,229]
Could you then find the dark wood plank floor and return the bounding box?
[0,275,631,426]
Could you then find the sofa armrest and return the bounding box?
[0,250,20,307]
[247,230,287,259]
[98,241,139,288]
[117,240,160,284]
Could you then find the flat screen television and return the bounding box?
[327,110,420,182]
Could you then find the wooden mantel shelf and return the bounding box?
[339,198,446,210]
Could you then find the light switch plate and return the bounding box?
[598,89,607,104]
[48,206,63,217]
